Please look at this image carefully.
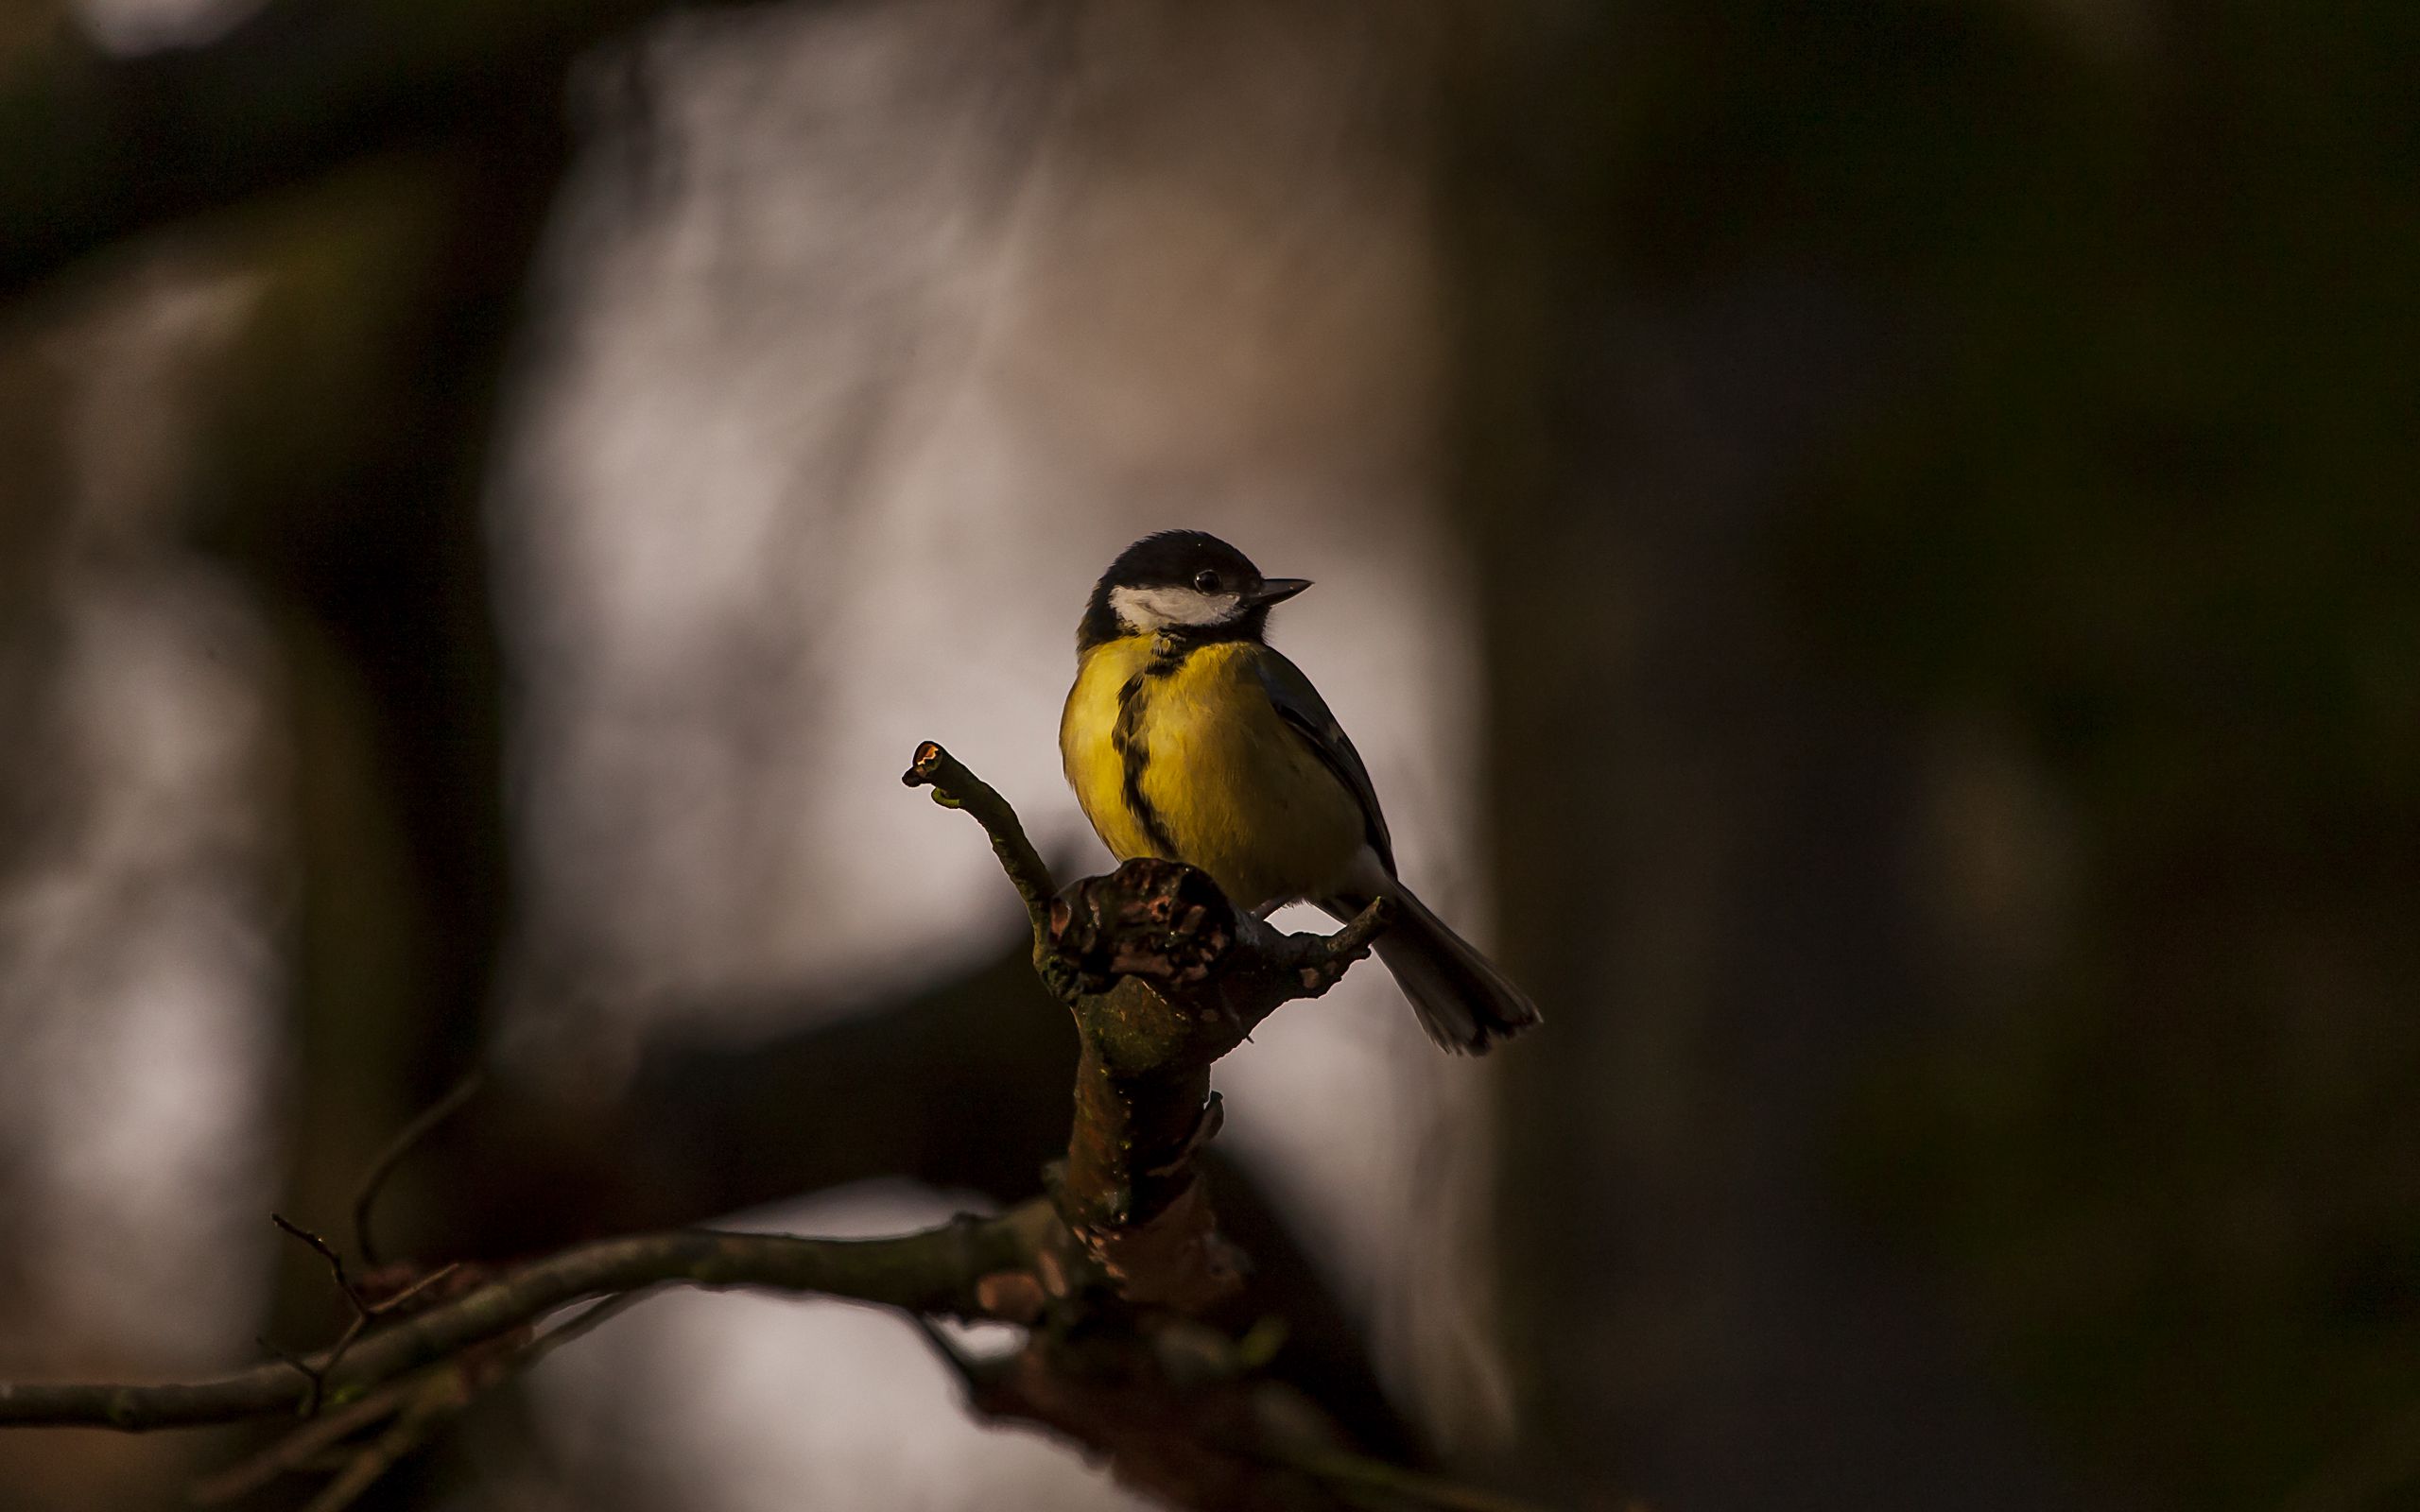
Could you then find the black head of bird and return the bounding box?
[1077,529,1312,650]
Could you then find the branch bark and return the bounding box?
[0,1206,1042,1430]
[905,741,1391,1310]
[4,745,1423,1512]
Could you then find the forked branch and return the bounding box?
[0,745,1447,1512]
[908,741,1393,1311]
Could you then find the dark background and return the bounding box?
[0,2,2412,1509]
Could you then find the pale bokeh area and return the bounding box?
[4,2,1510,1507]
[0,266,285,1374]
[490,3,1509,1491]
[72,0,267,55]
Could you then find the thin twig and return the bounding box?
[1313,896,1396,974]
[298,1286,659,1508]
[368,1263,463,1316]
[900,1311,1003,1404]
[0,1208,1042,1430]
[193,1287,659,1506]
[514,1286,660,1370]
[902,740,1061,954]
[288,1285,634,1512]
[296,1373,472,1512]
[310,1318,368,1415]
[252,1334,329,1419]
[190,1373,431,1504]
[353,1071,483,1266]
[268,1215,463,1413]
[1263,894,1397,1002]
[271,1213,362,1306]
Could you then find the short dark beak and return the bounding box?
[1251,577,1312,607]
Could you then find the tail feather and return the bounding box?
[1324,882,1541,1055]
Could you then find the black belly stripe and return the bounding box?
[1111,639,1191,859]
[1114,671,1180,858]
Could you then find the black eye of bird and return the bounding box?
[1193,570,1223,593]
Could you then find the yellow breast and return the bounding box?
[1060,636,1368,912]
[1061,635,1165,865]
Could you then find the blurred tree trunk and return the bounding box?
[0,91,574,1512]
[199,127,565,1509]
[210,123,561,1248]
[1436,9,2081,1510]
[0,130,557,1512]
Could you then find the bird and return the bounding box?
[1059,529,1540,1053]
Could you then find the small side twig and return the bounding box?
[251,1334,331,1419]
[269,1214,462,1415]
[362,1263,464,1315]
[196,1287,664,1508]
[353,1070,483,1266]
[271,1213,360,1302]
[2,1208,1042,1430]
[903,1312,994,1402]
[285,1284,651,1512]
[903,741,1073,994]
[295,1371,474,1512]
[190,1373,432,1504]
[515,1286,660,1370]
[1263,894,1396,1002]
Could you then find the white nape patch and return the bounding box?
[1109,583,1245,632]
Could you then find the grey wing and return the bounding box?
[1254,649,1396,876]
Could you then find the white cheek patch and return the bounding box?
[1110,584,1244,631]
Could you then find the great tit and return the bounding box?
[1060,529,1540,1053]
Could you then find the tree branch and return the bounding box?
[902,739,1062,962]
[352,1069,482,1266]
[1046,858,1391,1309]
[908,742,1394,1312]
[0,1205,1042,1431]
[0,747,1430,1512]
[259,1212,461,1416]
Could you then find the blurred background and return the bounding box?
[0,1,2413,1509]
